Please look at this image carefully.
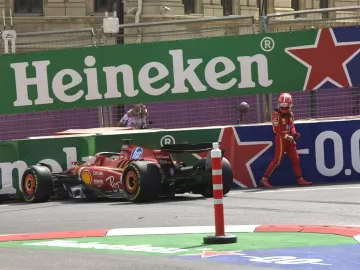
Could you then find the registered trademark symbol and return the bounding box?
[160,135,176,147]
[260,37,275,52]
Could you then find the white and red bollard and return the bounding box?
[203,142,237,244]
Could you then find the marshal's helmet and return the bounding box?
[278,93,293,113]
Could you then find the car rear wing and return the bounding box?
[161,142,225,171]
[161,142,225,155]
[161,142,214,153]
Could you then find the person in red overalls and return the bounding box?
[260,93,312,188]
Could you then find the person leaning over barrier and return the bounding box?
[117,103,148,129]
[117,114,130,127]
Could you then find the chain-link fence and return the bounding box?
[103,6,360,130]
[0,28,106,140]
[260,6,360,122]
[2,6,360,140]
[97,14,259,128]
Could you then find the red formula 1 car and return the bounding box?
[21,139,234,203]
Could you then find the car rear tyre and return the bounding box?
[21,165,53,203]
[122,161,161,203]
[193,158,234,198]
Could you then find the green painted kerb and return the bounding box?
[0,233,356,256]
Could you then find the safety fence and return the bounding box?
[0,6,360,140]
[0,27,104,140]
[104,5,360,128]
[261,6,360,122]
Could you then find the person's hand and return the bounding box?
[286,135,294,142]
[294,132,300,139]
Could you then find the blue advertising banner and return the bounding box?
[233,118,360,187]
[1,118,360,199]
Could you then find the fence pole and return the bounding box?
[259,3,271,123]
[114,0,125,126]
[203,142,237,245]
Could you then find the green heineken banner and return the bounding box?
[0,28,320,115]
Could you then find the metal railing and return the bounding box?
[100,14,258,45]
[0,28,97,53]
[265,6,360,33]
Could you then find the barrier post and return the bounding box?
[203,142,237,244]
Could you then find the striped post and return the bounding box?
[203,142,237,244]
[211,142,225,236]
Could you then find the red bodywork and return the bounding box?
[63,144,173,192]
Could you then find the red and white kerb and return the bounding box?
[211,142,225,237]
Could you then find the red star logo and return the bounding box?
[285,28,360,90]
[193,127,272,188]
[219,127,272,188]
[200,250,244,258]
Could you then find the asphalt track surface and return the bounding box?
[1,182,360,269]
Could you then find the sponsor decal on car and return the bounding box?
[92,179,103,186]
[121,145,128,150]
[130,147,143,160]
[93,171,103,176]
[155,154,171,159]
[80,169,92,184]
[106,176,121,190]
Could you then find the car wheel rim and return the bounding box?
[24,174,35,196]
[125,171,138,194]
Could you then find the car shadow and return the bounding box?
[110,194,208,205]
[241,181,360,193]
[52,194,208,205]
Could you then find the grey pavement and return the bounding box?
[0,248,280,270]
[0,183,359,269]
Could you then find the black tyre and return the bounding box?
[21,165,53,203]
[193,158,234,198]
[122,161,161,203]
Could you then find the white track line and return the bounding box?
[106,225,260,236]
[233,185,360,194]
[105,225,360,245]
[354,234,360,243]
